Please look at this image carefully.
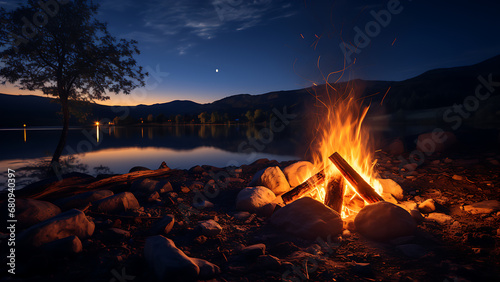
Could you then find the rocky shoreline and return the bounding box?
[1,148,500,281]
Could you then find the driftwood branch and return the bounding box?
[26,168,172,200]
[328,152,383,204]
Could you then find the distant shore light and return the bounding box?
[95,121,100,126]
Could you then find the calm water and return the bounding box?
[0,124,305,188]
[3,119,494,189]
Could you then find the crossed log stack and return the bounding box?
[281,152,384,213]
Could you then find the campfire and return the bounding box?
[281,88,385,218]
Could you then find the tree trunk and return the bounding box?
[50,96,69,172]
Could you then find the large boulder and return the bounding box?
[7,198,61,229]
[269,197,343,240]
[236,186,276,214]
[92,192,140,213]
[378,179,404,200]
[54,190,114,211]
[18,209,95,248]
[283,161,315,187]
[354,201,416,241]
[248,166,291,195]
[144,236,200,281]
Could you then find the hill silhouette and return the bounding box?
[1,54,499,127]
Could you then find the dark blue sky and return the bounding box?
[2,0,500,105]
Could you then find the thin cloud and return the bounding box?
[141,0,296,42]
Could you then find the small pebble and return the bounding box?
[452,175,463,181]
[418,199,436,213]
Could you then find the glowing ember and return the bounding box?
[309,83,383,218]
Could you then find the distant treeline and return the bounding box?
[111,109,273,125]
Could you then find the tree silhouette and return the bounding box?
[0,0,147,170]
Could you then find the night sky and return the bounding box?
[2,0,500,105]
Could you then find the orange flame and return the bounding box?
[308,83,383,218]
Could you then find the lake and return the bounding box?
[0,124,307,188]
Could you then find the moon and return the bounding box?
[215,68,219,73]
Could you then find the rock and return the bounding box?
[396,244,426,258]
[181,186,191,193]
[241,243,266,259]
[18,209,95,248]
[452,175,463,181]
[104,228,131,241]
[463,200,500,214]
[388,138,405,155]
[128,166,151,173]
[39,235,82,256]
[236,186,276,214]
[403,163,418,172]
[382,193,398,204]
[426,213,453,224]
[410,209,425,225]
[416,131,457,153]
[418,199,436,213]
[193,200,214,209]
[131,179,173,198]
[378,178,404,200]
[233,211,251,220]
[144,235,199,281]
[398,201,417,212]
[8,199,61,229]
[189,165,205,174]
[197,220,222,237]
[269,197,343,240]
[191,258,221,279]
[92,192,140,213]
[150,215,175,235]
[342,229,351,238]
[54,190,114,211]
[282,161,315,187]
[354,202,416,241]
[249,166,291,195]
[256,255,281,270]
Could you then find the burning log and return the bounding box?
[324,176,345,213]
[328,152,384,204]
[281,168,327,204]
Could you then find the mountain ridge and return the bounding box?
[1,54,499,127]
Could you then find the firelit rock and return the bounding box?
[249,166,291,195]
[10,198,61,229]
[418,199,436,213]
[378,178,404,200]
[354,201,416,241]
[426,212,453,224]
[92,192,140,213]
[18,209,95,248]
[197,219,222,237]
[269,197,343,240]
[283,161,315,187]
[54,190,114,211]
[463,200,500,214]
[236,186,276,214]
[144,235,200,282]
